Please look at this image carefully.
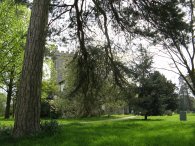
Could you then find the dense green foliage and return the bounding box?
[129,47,178,119]
[137,71,178,115]
[0,0,29,118]
[0,0,28,75]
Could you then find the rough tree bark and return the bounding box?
[13,0,50,137]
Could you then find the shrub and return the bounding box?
[53,97,81,118]
[41,99,51,118]
[40,120,60,135]
[0,125,12,137]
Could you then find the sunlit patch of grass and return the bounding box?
[0,117,14,127]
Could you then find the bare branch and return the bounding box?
[48,8,73,26]
[50,3,74,8]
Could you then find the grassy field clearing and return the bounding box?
[0,114,195,146]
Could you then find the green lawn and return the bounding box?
[0,114,195,146]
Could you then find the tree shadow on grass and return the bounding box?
[1,117,194,146]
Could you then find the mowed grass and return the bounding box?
[0,114,195,146]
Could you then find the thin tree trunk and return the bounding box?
[12,97,15,118]
[144,114,148,120]
[13,0,50,137]
[4,76,14,119]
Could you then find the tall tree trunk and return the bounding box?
[13,0,50,137]
[4,75,14,119]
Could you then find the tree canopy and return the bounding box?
[0,0,29,119]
